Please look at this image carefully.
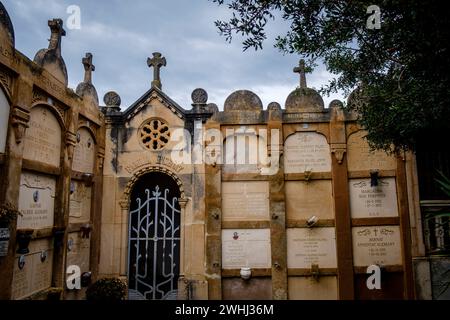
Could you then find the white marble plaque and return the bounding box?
[347,131,397,171]
[352,226,402,266]
[222,182,270,221]
[287,228,337,268]
[11,239,53,300]
[284,132,331,173]
[0,89,9,154]
[349,178,398,218]
[288,276,338,300]
[73,128,96,173]
[18,172,56,230]
[23,106,62,167]
[69,181,92,223]
[285,181,334,220]
[222,229,271,269]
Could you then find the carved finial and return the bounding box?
[47,19,66,57]
[293,59,307,88]
[147,52,167,89]
[82,53,95,84]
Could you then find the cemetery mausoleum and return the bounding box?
[0,4,449,300]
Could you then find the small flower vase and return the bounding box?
[16,229,34,254]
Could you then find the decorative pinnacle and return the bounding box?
[293,59,307,88]
[48,19,66,57]
[82,53,95,84]
[147,52,167,90]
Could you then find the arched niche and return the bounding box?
[72,127,96,174]
[23,105,62,167]
[284,132,331,174]
[347,130,397,172]
[0,88,10,153]
[222,131,269,174]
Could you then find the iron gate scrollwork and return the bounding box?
[128,173,181,300]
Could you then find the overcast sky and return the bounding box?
[3,0,345,110]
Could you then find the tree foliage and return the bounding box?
[212,0,450,152]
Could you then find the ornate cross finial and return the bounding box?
[147,52,167,89]
[293,59,307,88]
[48,19,66,57]
[82,53,95,84]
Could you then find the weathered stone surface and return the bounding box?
[0,1,14,47]
[284,132,331,173]
[11,239,53,300]
[347,130,397,171]
[222,278,272,300]
[69,181,92,223]
[285,180,334,220]
[33,19,68,86]
[73,128,96,174]
[224,90,263,112]
[23,106,62,167]
[288,276,338,300]
[222,182,269,221]
[0,88,9,153]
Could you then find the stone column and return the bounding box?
[329,104,354,300]
[118,199,130,276]
[0,76,32,300]
[204,119,222,300]
[53,104,79,295]
[268,114,287,300]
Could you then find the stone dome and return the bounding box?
[285,87,324,112]
[224,90,263,112]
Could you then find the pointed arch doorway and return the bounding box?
[127,172,181,300]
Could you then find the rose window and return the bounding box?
[140,119,170,150]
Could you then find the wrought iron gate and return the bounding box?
[128,173,181,300]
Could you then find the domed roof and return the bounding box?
[285,59,324,112]
[285,87,324,111]
[224,90,263,112]
[0,2,15,47]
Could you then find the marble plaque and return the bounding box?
[222,133,266,174]
[222,182,270,221]
[66,232,91,272]
[347,131,397,171]
[352,226,402,266]
[222,229,271,269]
[285,181,334,220]
[284,132,331,174]
[349,178,398,218]
[288,276,338,300]
[18,172,56,230]
[0,89,9,153]
[23,106,62,167]
[73,128,96,173]
[11,239,53,300]
[287,228,337,268]
[69,181,92,223]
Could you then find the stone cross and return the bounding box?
[293,59,307,88]
[48,19,66,57]
[147,52,167,89]
[82,53,95,84]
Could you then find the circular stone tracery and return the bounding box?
[140,118,171,151]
